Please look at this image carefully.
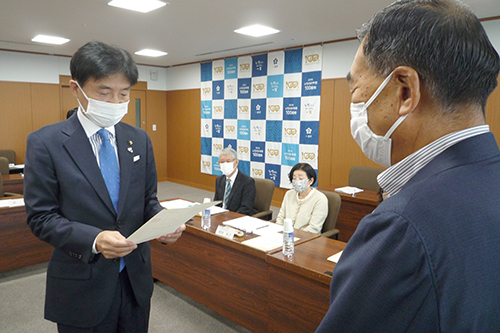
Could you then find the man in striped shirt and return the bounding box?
[317,0,500,332]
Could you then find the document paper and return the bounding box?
[127,201,221,244]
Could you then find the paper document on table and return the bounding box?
[127,201,221,244]
[334,186,364,195]
[8,163,24,170]
[327,250,344,263]
[253,223,283,236]
[242,233,300,252]
[222,215,271,234]
[207,205,228,215]
[0,198,24,208]
[160,199,196,209]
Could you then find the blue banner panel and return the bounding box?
[300,121,320,145]
[266,120,283,142]
[302,71,322,96]
[252,54,268,77]
[212,119,224,138]
[251,141,266,163]
[212,80,224,100]
[225,58,238,79]
[201,62,212,82]
[285,49,302,74]
[266,164,281,187]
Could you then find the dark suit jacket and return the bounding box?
[24,115,163,327]
[316,133,500,332]
[214,171,256,215]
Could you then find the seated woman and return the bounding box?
[276,163,328,234]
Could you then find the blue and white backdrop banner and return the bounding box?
[200,46,322,188]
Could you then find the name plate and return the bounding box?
[215,225,236,239]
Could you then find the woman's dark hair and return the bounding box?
[288,163,317,186]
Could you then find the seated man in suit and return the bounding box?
[214,147,256,215]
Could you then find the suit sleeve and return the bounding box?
[235,176,256,215]
[142,132,163,221]
[214,176,223,206]
[24,132,101,263]
[315,211,439,332]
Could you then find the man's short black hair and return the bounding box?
[70,41,138,87]
[357,0,500,113]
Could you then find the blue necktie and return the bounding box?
[223,178,232,209]
[97,129,125,272]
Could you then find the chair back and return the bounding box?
[348,165,385,192]
[320,190,342,238]
[0,157,9,176]
[252,178,275,220]
[0,150,16,164]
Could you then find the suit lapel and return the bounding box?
[227,172,243,206]
[62,116,116,215]
[115,123,133,218]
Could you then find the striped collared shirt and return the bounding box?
[76,108,119,168]
[378,125,490,197]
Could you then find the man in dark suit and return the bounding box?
[24,41,184,332]
[214,147,256,215]
[317,0,500,332]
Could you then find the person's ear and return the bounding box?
[69,80,80,98]
[234,159,239,168]
[393,66,421,116]
[309,178,315,186]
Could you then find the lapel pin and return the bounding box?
[127,147,134,153]
[128,141,133,146]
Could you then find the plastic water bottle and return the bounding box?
[282,218,294,257]
[201,198,211,230]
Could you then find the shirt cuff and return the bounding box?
[92,237,100,254]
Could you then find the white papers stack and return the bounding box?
[334,186,364,195]
[327,250,343,263]
[242,233,300,252]
[0,198,25,208]
[8,163,24,170]
[222,216,273,234]
[206,205,228,215]
[160,199,196,209]
[161,199,228,216]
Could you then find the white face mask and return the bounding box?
[350,71,408,168]
[220,162,235,176]
[292,179,309,193]
[76,81,129,128]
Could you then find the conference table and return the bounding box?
[0,197,52,273]
[2,174,24,194]
[151,201,346,333]
[320,186,380,242]
[0,195,347,331]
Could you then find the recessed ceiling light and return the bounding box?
[135,49,168,57]
[108,0,168,13]
[234,24,280,37]
[31,35,70,45]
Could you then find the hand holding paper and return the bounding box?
[127,201,221,244]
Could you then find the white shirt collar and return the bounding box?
[378,125,490,196]
[76,107,116,139]
[227,168,239,184]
